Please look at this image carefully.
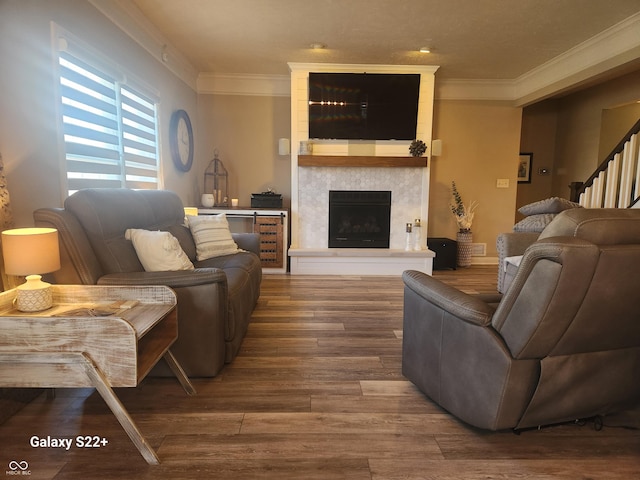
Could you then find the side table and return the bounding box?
[198,207,289,273]
[427,237,458,270]
[0,284,196,465]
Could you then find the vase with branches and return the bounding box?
[450,181,478,233]
[450,181,478,267]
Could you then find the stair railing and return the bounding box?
[572,118,640,208]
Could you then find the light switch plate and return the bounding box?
[496,179,510,188]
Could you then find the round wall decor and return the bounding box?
[169,109,194,172]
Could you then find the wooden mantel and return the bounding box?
[298,155,427,167]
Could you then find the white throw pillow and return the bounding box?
[125,229,194,271]
[187,213,241,261]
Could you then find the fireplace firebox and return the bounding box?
[328,190,391,248]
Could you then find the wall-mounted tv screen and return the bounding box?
[308,73,420,141]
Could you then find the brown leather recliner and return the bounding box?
[34,188,262,378]
[402,208,640,430]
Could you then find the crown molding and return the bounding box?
[88,0,199,91]
[197,73,290,96]
[89,2,639,105]
[197,64,440,97]
[435,79,516,102]
[197,73,517,102]
[432,12,640,105]
[287,63,440,75]
[512,11,640,106]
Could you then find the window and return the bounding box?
[58,51,159,195]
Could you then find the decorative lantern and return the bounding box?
[203,150,228,206]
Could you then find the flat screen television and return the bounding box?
[308,73,420,141]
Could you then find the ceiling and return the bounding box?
[130,0,640,88]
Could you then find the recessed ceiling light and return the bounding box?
[310,43,327,50]
[419,47,431,53]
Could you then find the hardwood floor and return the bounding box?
[1,266,639,479]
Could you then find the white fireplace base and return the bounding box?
[288,248,434,275]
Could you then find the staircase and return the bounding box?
[571,118,640,208]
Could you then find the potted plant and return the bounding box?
[450,181,478,267]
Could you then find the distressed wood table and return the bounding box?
[0,284,196,465]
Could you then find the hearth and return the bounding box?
[328,190,391,248]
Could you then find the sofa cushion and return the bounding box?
[125,228,194,272]
[166,224,197,262]
[518,197,581,216]
[187,213,242,260]
[196,249,259,272]
[64,188,186,274]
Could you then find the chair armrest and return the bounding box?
[402,270,496,326]
[232,233,260,256]
[97,268,226,288]
[496,232,540,258]
[34,207,104,285]
[496,232,539,292]
[475,293,504,309]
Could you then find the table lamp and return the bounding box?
[183,207,198,217]
[184,207,198,225]
[1,228,61,312]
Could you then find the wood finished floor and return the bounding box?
[1,266,639,479]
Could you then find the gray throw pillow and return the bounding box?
[513,213,557,233]
[518,197,581,216]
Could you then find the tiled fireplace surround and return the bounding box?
[289,164,434,275]
[298,166,424,249]
[288,63,438,275]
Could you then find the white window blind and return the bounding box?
[58,51,159,194]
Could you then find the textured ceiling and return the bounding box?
[132,0,640,80]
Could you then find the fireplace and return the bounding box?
[328,190,391,248]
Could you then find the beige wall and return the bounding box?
[516,101,558,220]
[551,69,640,198]
[197,95,291,209]
[599,102,640,161]
[517,69,640,208]
[0,0,199,226]
[429,100,522,258]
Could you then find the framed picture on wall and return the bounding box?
[518,153,533,183]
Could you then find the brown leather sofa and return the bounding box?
[402,208,640,430]
[34,188,262,377]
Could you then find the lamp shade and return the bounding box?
[184,207,198,217]
[1,228,61,276]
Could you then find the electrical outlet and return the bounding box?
[496,179,509,188]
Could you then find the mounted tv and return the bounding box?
[308,72,420,141]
